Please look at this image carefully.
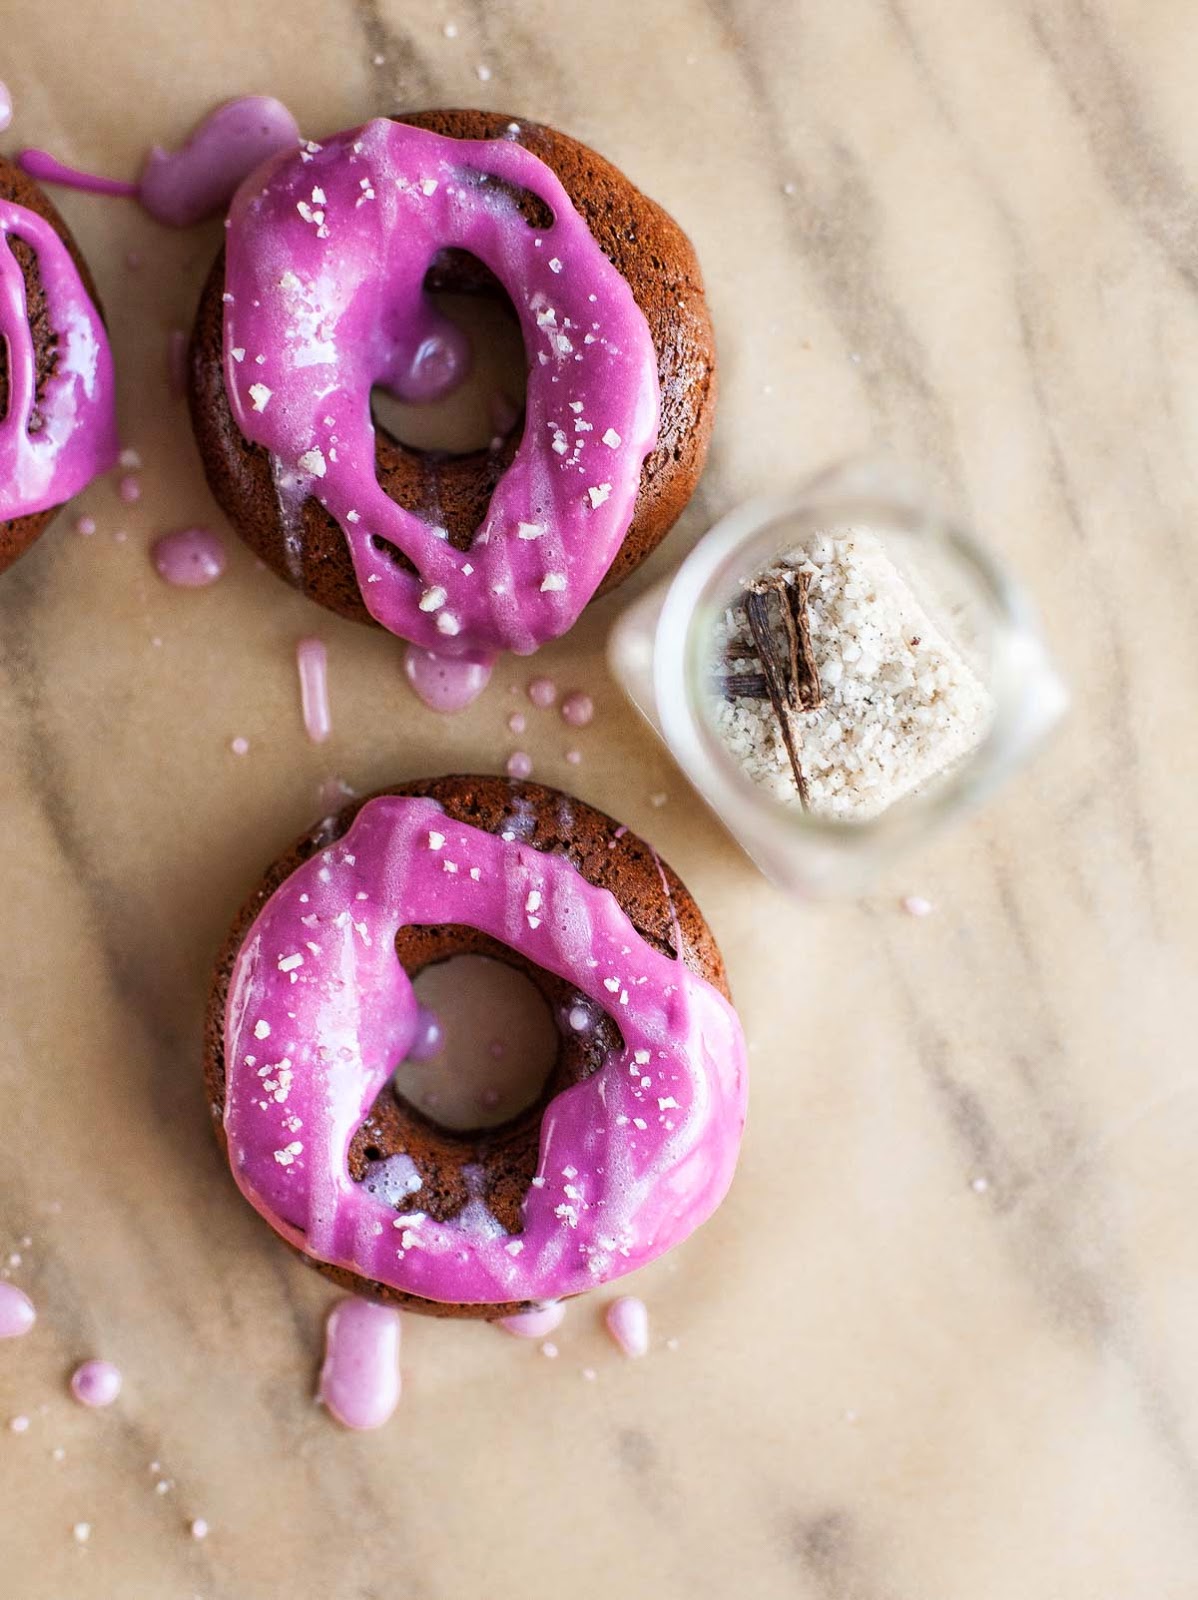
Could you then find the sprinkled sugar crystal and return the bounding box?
[710,532,994,820]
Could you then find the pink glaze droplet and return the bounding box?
[527,676,557,709]
[69,1360,122,1408]
[167,329,188,397]
[565,749,582,766]
[139,97,301,227]
[151,527,227,588]
[479,1086,501,1109]
[230,736,249,756]
[901,895,934,917]
[318,1297,401,1430]
[403,644,492,713]
[506,751,533,779]
[498,1302,566,1339]
[75,515,96,537]
[9,1414,29,1433]
[296,637,332,744]
[17,149,139,196]
[406,1004,443,1062]
[189,1518,209,1541]
[507,711,526,735]
[560,691,593,728]
[0,1283,35,1338]
[0,83,13,135]
[392,329,471,403]
[604,1295,649,1358]
[118,473,141,503]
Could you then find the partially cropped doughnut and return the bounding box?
[0,155,118,571]
[188,110,716,658]
[204,776,747,1319]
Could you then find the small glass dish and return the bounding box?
[609,458,1068,897]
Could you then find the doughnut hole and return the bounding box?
[398,954,558,1130]
[370,281,528,457]
[348,925,623,1234]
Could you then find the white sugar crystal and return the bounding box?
[518,521,545,540]
[436,612,461,636]
[602,428,622,448]
[419,585,447,612]
[248,383,272,412]
[540,573,566,592]
[587,483,612,509]
[711,532,995,821]
[297,448,326,478]
[427,831,445,850]
[420,177,439,196]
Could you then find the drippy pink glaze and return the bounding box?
[527,677,557,709]
[403,644,492,712]
[17,150,138,197]
[499,1301,565,1339]
[151,526,227,587]
[296,637,331,743]
[406,1003,443,1062]
[139,97,301,227]
[69,1360,122,1407]
[506,751,533,780]
[318,1297,401,1430]
[223,795,747,1305]
[604,1294,649,1358]
[0,199,119,519]
[222,119,660,660]
[0,1283,35,1338]
[560,691,593,728]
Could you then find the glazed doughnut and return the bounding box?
[204,776,747,1319]
[0,155,118,571]
[188,110,716,657]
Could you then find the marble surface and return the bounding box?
[2,1,1197,1595]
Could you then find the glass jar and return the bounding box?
[609,458,1068,897]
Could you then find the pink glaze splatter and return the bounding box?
[560,691,593,728]
[222,119,660,662]
[527,677,557,709]
[75,515,96,537]
[0,1283,35,1338]
[0,83,12,135]
[406,1004,443,1063]
[118,473,141,503]
[222,795,748,1306]
[403,644,492,713]
[604,1295,649,1358]
[230,736,249,756]
[901,895,934,917]
[17,149,138,197]
[499,1302,566,1339]
[189,1518,209,1540]
[167,328,188,397]
[565,749,582,766]
[69,1360,122,1408]
[507,711,526,736]
[140,97,301,227]
[318,1297,401,1430]
[0,197,119,518]
[151,527,227,588]
[506,751,533,779]
[296,638,332,744]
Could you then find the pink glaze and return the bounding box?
[151,527,227,587]
[167,328,188,396]
[565,749,582,766]
[0,1283,35,1338]
[118,473,141,503]
[499,1302,566,1339]
[75,515,96,537]
[0,83,12,135]
[139,97,301,228]
[406,1003,443,1062]
[604,1295,649,1358]
[223,795,747,1305]
[507,711,526,736]
[17,149,138,197]
[403,644,491,713]
[69,1360,122,1407]
[527,676,557,709]
[0,198,119,518]
[222,119,660,661]
[296,637,331,744]
[506,751,533,780]
[318,1297,401,1430]
[560,691,593,728]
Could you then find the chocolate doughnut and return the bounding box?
[204,776,747,1320]
[0,155,118,571]
[188,111,716,656]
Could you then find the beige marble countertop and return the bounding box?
[2,1,1197,1595]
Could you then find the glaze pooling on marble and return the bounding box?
[138,97,300,226]
[317,1296,401,1430]
[0,198,118,519]
[223,793,747,1305]
[0,1282,35,1337]
[221,118,660,661]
